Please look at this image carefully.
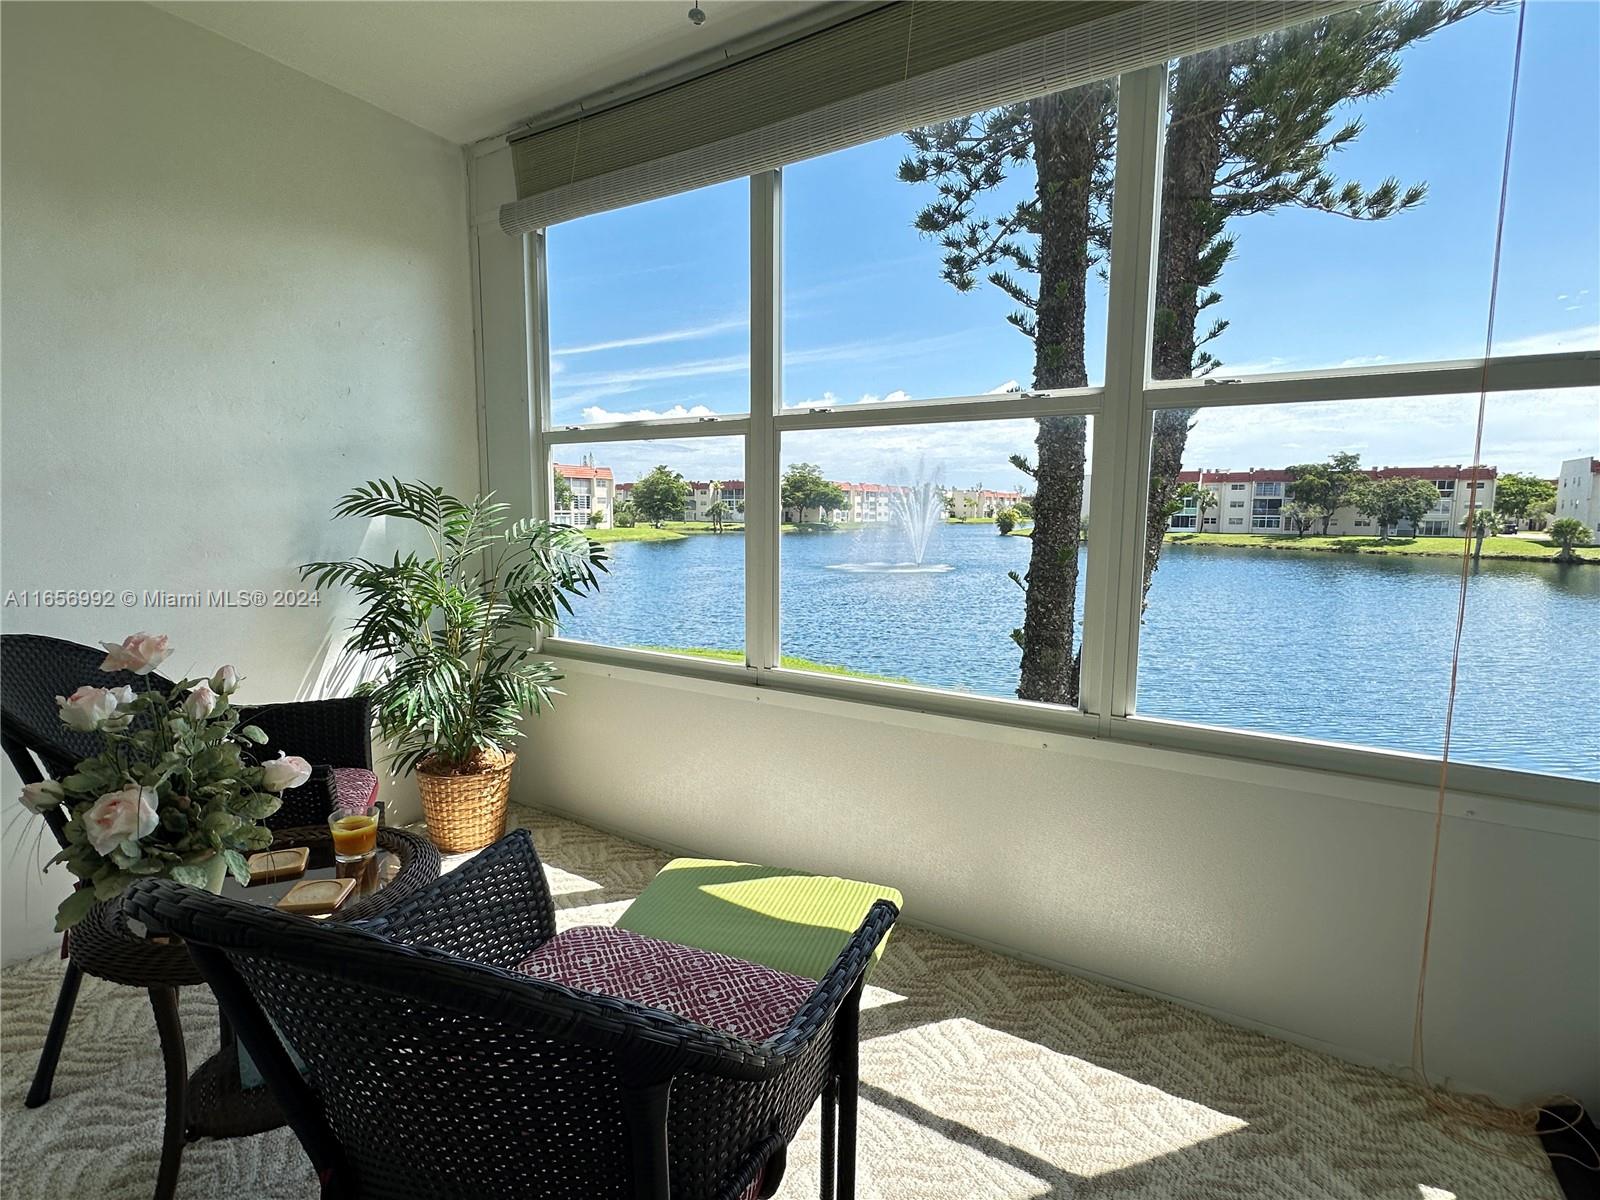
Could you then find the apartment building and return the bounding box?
[684,479,745,523]
[838,481,905,523]
[1555,457,1600,538]
[945,486,1025,519]
[1169,465,1498,536]
[553,461,615,528]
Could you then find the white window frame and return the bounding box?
[520,61,1598,810]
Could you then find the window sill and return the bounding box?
[542,638,1598,836]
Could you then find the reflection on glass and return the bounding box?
[1135,393,1599,781]
[552,438,745,657]
[777,419,1091,704]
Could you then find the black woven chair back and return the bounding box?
[235,697,374,830]
[0,634,176,843]
[125,878,693,1198]
[1,634,375,834]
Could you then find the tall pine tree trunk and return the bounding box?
[1143,51,1232,604]
[1015,85,1109,705]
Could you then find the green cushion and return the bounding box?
[616,858,903,981]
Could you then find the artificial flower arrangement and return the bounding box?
[17,633,312,931]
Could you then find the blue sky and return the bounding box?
[547,2,1599,488]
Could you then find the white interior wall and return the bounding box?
[469,140,1600,1110]
[1,2,480,961]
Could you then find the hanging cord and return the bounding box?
[1410,0,1597,1174]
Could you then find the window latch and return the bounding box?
[1203,377,1243,386]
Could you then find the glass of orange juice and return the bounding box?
[329,804,379,863]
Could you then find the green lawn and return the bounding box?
[636,645,912,684]
[1164,531,1599,563]
[587,521,743,543]
[589,520,870,543]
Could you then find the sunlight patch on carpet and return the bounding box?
[861,1018,1248,1179]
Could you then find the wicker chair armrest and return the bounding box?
[124,876,796,1083]
[353,827,558,969]
[236,696,373,770]
[768,899,899,1056]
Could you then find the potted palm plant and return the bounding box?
[304,480,604,852]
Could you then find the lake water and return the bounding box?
[558,523,1599,782]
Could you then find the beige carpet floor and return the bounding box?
[0,806,1560,1199]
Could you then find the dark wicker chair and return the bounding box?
[124,828,900,1200]
[0,632,380,1111]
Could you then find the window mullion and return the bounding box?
[746,171,782,671]
[1082,64,1167,729]
[528,230,553,523]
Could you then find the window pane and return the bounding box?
[1493,1,1600,355]
[779,418,1090,703]
[547,180,749,424]
[784,82,1115,409]
[551,438,744,657]
[1149,3,1595,381]
[1135,391,1600,781]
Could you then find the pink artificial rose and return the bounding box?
[99,633,172,676]
[56,684,134,732]
[210,665,239,694]
[182,681,218,722]
[260,752,313,793]
[82,784,159,856]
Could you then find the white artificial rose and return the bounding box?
[56,685,125,732]
[82,785,159,856]
[260,752,313,793]
[19,781,63,814]
[182,682,218,722]
[99,632,173,676]
[209,665,240,694]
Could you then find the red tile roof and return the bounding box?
[554,463,613,481]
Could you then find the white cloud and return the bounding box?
[781,388,914,411]
[783,390,845,412]
[1185,388,1597,477]
[988,379,1022,394]
[560,354,747,389]
[552,315,747,357]
[1489,324,1598,357]
[578,403,720,424]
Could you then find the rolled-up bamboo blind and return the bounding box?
[501,1,1356,235]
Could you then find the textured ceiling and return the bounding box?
[153,1,829,145]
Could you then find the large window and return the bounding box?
[527,2,1598,795]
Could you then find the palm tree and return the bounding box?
[707,500,728,533]
[1549,517,1593,564]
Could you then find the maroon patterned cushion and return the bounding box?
[515,925,814,1043]
[332,767,378,813]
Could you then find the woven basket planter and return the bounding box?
[416,752,516,854]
